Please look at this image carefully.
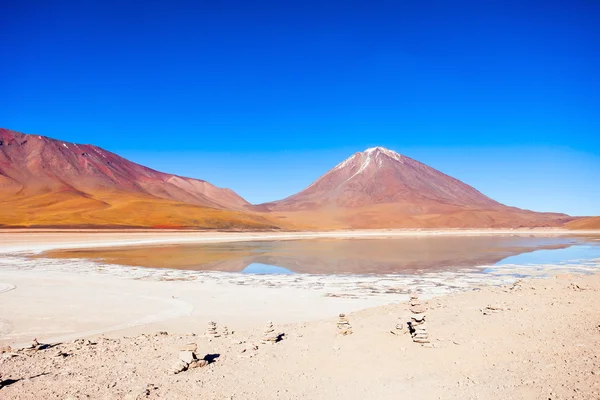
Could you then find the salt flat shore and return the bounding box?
[1,272,599,399]
[1,229,598,347]
[1,229,599,398]
[1,228,599,254]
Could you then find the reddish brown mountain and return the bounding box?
[565,216,600,230]
[261,147,573,228]
[0,128,249,210]
[0,128,278,229]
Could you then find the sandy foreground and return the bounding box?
[0,274,598,399]
[1,229,600,399]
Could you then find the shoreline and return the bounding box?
[1,243,599,347]
[2,228,599,254]
[1,230,599,347]
[1,231,599,398]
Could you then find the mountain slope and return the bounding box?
[261,147,573,229]
[0,128,278,229]
[565,217,600,230]
[0,128,249,210]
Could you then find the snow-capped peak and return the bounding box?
[307,146,406,189]
[365,146,403,163]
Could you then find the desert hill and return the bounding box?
[565,216,600,230]
[0,128,278,229]
[0,130,588,230]
[260,147,574,229]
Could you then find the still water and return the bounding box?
[41,235,600,275]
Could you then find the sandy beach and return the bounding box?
[1,229,600,399]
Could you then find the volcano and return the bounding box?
[260,147,572,229]
[0,128,278,229]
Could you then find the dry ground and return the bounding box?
[2,273,599,399]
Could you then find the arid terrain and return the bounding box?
[3,1,598,398]
[567,216,600,230]
[2,128,591,230]
[260,146,574,229]
[1,272,599,399]
[0,128,280,230]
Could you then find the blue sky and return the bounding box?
[2,1,599,215]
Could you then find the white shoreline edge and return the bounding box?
[1,228,599,254]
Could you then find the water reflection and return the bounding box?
[40,235,600,275]
[241,263,295,275]
[494,244,600,266]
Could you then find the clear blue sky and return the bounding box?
[2,1,599,215]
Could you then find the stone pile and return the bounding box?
[409,293,430,345]
[205,321,220,339]
[170,342,209,374]
[222,326,230,337]
[337,313,352,336]
[262,321,280,344]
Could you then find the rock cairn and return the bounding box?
[337,313,352,336]
[262,321,279,344]
[409,293,430,345]
[170,342,209,374]
[222,326,230,337]
[205,321,220,339]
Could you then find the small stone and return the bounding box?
[410,305,426,314]
[170,360,188,374]
[189,359,209,369]
[179,343,197,352]
[411,314,426,322]
[414,338,430,343]
[54,350,69,358]
[0,345,12,353]
[179,350,196,364]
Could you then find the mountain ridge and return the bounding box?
[0,128,249,210]
[263,146,501,210]
[0,128,279,229]
[0,128,583,229]
[259,146,574,229]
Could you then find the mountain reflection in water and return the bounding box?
[241,263,295,274]
[39,235,600,275]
